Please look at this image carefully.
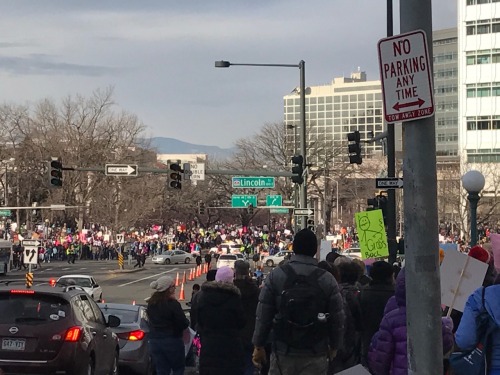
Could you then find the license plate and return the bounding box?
[2,338,25,351]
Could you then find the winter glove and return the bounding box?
[329,348,338,360]
[252,346,267,368]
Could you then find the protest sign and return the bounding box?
[441,250,488,313]
[354,209,389,259]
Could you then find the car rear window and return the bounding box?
[99,307,138,324]
[219,255,237,260]
[58,277,92,287]
[0,293,70,324]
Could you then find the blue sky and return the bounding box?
[0,1,456,148]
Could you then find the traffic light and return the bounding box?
[49,157,63,187]
[167,160,182,190]
[378,195,388,222]
[198,201,205,215]
[307,218,315,232]
[247,204,254,215]
[347,131,362,165]
[367,196,379,210]
[291,155,304,184]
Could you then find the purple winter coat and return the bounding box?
[367,268,454,375]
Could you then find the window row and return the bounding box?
[437,149,459,157]
[466,82,500,97]
[435,85,458,94]
[284,93,383,106]
[466,19,500,35]
[434,38,457,46]
[434,68,458,78]
[433,52,458,63]
[466,49,500,65]
[284,103,383,113]
[467,154,500,163]
[467,0,500,5]
[437,133,458,142]
[436,102,458,111]
[466,116,500,130]
[437,118,458,127]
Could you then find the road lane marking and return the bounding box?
[117,268,179,287]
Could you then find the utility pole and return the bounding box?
[400,1,443,373]
[386,0,398,265]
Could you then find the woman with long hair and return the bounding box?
[147,275,189,375]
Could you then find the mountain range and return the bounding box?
[149,137,235,159]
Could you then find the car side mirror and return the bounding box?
[93,284,99,288]
[107,314,121,328]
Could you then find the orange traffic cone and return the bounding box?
[178,283,185,301]
[204,263,208,273]
[188,268,194,281]
[196,265,201,277]
[175,272,179,287]
[182,271,186,284]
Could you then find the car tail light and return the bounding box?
[64,327,83,342]
[10,289,35,294]
[117,330,145,341]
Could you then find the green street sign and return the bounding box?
[270,208,289,214]
[266,195,283,207]
[0,209,11,217]
[231,195,258,208]
[232,177,275,189]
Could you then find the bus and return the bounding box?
[0,239,12,275]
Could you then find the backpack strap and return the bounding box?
[281,263,298,290]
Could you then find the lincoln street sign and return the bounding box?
[376,178,404,189]
[232,177,275,189]
[105,164,138,177]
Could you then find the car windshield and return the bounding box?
[0,293,70,324]
[99,307,138,324]
[59,277,92,287]
[219,255,236,260]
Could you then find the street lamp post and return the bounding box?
[321,175,339,235]
[461,170,485,247]
[215,60,308,228]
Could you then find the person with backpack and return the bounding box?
[252,228,345,375]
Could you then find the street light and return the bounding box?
[322,176,339,236]
[461,170,485,247]
[215,59,308,228]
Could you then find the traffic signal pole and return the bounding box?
[400,1,443,373]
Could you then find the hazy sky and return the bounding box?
[0,1,456,148]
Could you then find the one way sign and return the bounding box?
[105,164,138,177]
[376,178,404,189]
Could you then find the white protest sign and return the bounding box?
[189,163,205,181]
[319,240,333,261]
[440,250,488,312]
[335,364,371,375]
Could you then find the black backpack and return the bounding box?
[273,264,328,350]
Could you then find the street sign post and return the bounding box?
[232,177,275,189]
[376,178,404,189]
[105,164,138,177]
[266,195,283,207]
[231,195,257,208]
[378,30,434,123]
[293,208,314,216]
[116,234,125,244]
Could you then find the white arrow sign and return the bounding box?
[105,164,138,177]
[376,178,404,189]
[293,208,315,216]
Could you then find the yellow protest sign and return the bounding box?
[354,209,389,259]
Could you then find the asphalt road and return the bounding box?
[4,257,207,309]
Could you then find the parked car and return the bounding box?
[262,251,293,267]
[56,274,103,302]
[216,254,239,269]
[98,302,153,375]
[343,248,362,260]
[151,250,192,265]
[209,242,242,255]
[0,282,120,375]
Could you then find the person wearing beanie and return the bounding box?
[233,260,260,375]
[252,228,345,373]
[194,265,245,374]
[189,268,218,330]
[147,275,189,375]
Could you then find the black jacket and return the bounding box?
[196,281,246,375]
[147,297,189,338]
[233,277,260,347]
[358,282,395,363]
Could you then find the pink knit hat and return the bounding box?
[215,266,234,283]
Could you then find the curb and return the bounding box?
[109,267,148,274]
